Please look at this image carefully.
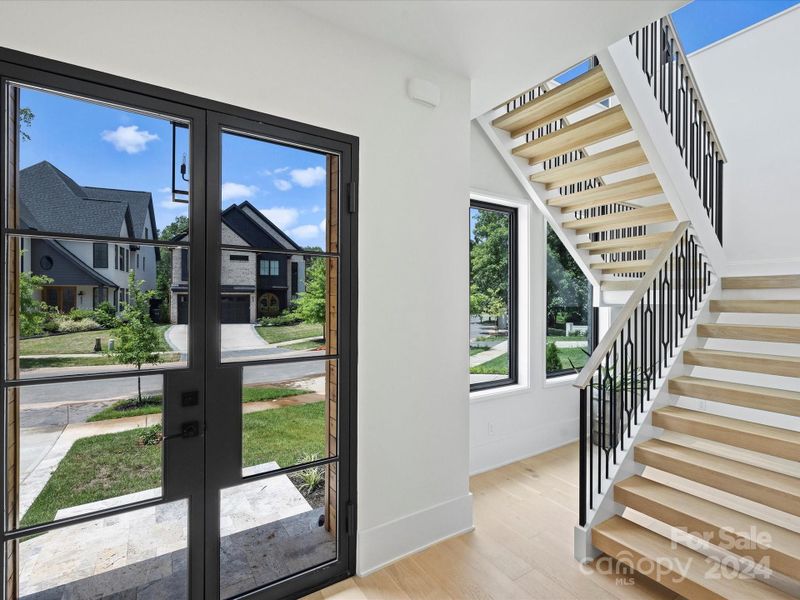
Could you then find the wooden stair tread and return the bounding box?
[698,323,800,344]
[529,141,648,189]
[653,406,800,461]
[600,279,640,291]
[592,516,792,599]
[563,203,675,235]
[614,475,800,578]
[512,105,631,164]
[548,174,662,212]
[492,66,613,137]
[669,375,800,417]
[591,259,653,274]
[723,275,800,290]
[710,300,800,314]
[579,232,672,254]
[634,438,800,516]
[683,348,800,378]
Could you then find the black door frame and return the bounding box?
[0,47,358,600]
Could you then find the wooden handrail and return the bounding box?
[574,221,690,389]
[662,15,727,162]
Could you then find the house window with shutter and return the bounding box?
[93,243,108,268]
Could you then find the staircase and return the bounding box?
[479,12,799,600]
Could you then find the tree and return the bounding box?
[155,215,189,311]
[19,269,52,337]
[110,271,162,403]
[470,209,510,319]
[546,342,562,373]
[292,258,326,326]
[19,107,34,141]
[546,225,589,332]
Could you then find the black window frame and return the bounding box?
[92,242,108,268]
[469,199,518,392]
[229,254,249,262]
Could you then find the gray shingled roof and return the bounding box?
[19,161,155,239]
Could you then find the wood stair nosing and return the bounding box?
[710,300,800,314]
[722,275,800,290]
[578,232,673,255]
[614,475,800,579]
[683,348,800,378]
[634,438,800,517]
[669,375,800,417]
[652,405,800,462]
[492,66,613,137]
[592,516,792,600]
[591,259,653,274]
[510,105,631,164]
[529,141,648,189]
[563,203,675,236]
[697,323,800,344]
[547,173,662,211]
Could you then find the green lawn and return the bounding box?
[20,325,172,356]
[282,339,323,351]
[470,352,509,375]
[256,322,324,344]
[546,336,588,344]
[20,353,180,370]
[88,387,312,421]
[469,346,486,356]
[21,401,325,527]
[475,335,506,344]
[554,347,588,372]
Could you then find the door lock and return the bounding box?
[164,421,201,440]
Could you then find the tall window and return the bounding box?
[546,224,591,377]
[92,243,108,268]
[469,201,517,391]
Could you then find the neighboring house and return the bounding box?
[19,161,159,313]
[170,201,306,324]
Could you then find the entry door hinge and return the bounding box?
[347,182,357,214]
[345,501,355,534]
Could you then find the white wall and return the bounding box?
[469,122,579,474]
[0,0,472,576]
[688,6,800,274]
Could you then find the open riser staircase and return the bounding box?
[479,13,800,600]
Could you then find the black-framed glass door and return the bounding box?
[0,48,357,600]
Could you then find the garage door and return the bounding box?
[221,295,250,323]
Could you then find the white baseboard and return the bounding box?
[356,492,474,576]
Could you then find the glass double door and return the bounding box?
[1,54,355,599]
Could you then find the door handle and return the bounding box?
[164,420,201,440]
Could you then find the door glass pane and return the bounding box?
[9,237,188,379]
[220,256,337,363]
[10,375,165,528]
[16,499,188,599]
[219,470,337,598]
[242,360,337,476]
[546,224,591,377]
[469,205,513,386]
[10,83,190,239]
[219,131,335,254]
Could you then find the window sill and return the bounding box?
[543,373,579,388]
[470,383,530,404]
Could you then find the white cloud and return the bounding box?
[275,166,290,174]
[261,207,299,229]
[260,166,290,177]
[311,205,321,214]
[158,186,172,194]
[320,218,326,232]
[101,125,159,154]
[290,166,326,188]
[221,182,258,202]
[159,197,185,210]
[290,224,322,240]
[273,179,292,192]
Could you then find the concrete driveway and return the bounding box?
[166,324,270,353]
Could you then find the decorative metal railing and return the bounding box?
[574,223,714,526]
[629,16,726,243]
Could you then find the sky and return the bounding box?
[18,87,329,249]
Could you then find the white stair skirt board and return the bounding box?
[356,492,474,576]
[573,280,719,562]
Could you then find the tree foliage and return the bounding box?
[155,215,189,309]
[19,107,34,142]
[20,269,53,337]
[546,225,589,330]
[469,208,509,318]
[291,258,326,325]
[110,272,162,402]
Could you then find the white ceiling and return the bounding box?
[286,0,685,116]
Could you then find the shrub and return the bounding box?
[294,454,324,495]
[258,312,301,327]
[546,341,561,373]
[67,308,95,321]
[54,317,102,333]
[93,301,119,329]
[138,423,163,446]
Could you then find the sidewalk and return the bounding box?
[470,340,509,367]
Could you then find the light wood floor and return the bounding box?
[305,443,679,600]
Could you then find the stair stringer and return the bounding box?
[475,112,601,292]
[596,41,727,275]
[573,278,720,562]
